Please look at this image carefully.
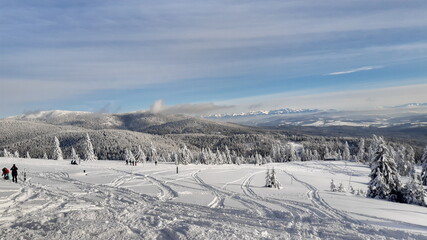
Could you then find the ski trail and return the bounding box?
[192,171,225,208]
[192,170,275,217]
[282,169,356,223]
[112,169,178,201]
[239,170,330,222]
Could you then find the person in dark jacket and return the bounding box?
[10,164,18,183]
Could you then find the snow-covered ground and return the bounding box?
[0,158,426,240]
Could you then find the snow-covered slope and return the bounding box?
[0,158,426,239]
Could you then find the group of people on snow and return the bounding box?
[125,160,138,166]
[2,164,19,183]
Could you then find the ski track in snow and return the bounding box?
[1,160,426,240]
[111,169,178,201]
[282,169,352,222]
[192,171,225,208]
[192,170,280,217]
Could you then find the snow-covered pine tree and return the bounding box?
[26,151,31,159]
[343,141,351,161]
[53,136,63,160]
[43,152,48,160]
[166,153,172,163]
[330,179,337,192]
[421,145,427,186]
[215,149,223,165]
[265,169,272,187]
[255,152,262,165]
[136,145,146,164]
[224,145,232,164]
[403,174,426,206]
[84,133,97,161]
[71,147,80,164]
[235,156,242,165]
[405,146,415,176]
[367,139,402,201]
[125,148,135,163]
[3,149,11,158]
[174,151,179,165]
[150,143,158,163]
[338,183,346,192]
[14,150,20,158]
[289,144,298,162]
[271,144,279,162]
[357,138,366,162]
[269,168,281,189]
[312,150,320,160]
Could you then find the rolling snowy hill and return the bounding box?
[0,157,426,239]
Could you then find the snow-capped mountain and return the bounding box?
[390,102,427,109]
[204,108,319,119]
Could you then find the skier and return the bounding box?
[2,168,10,180]
[11,164,18,183]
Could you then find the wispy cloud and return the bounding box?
[217,82,427,112]
[327,66,383,75]
[150,99,233,115]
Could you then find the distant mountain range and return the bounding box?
[389,103,427,109]
[204,108,320,119]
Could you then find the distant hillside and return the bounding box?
[1,111,282,160]
[8,110,261,135]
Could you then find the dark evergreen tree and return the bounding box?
[367,138,402,202]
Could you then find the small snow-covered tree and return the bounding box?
[343,141,351,161]
[338,183,346,192]
[367,139,402,201]
[420,146,427,186]
[150,143,159,163]
[289,144,298,162]
[3,149,12,158]
[53,136,63,160]
[403,174,426,206]
[269,168,281,189]
[224,145,232,164]
[26,151,31,159]
[84,133,97,161]
[357,138,366,162]
[330,179,337,192]
[235,156,242,165]
[179,144,193,165]
[14,150,20,158]
[265,169,272,187]
[71,147,80,164]
[43,152,48,160]
[255,152,263,165]
[173,152,179,165]
[135,145,146,164]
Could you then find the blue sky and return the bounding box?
[1,0,427,117]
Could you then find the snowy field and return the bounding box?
[0,157,426,240]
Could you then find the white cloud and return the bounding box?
[327,66,383,75]
[216,82,427,112]
[149,99,233,115]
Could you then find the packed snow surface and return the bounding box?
[0,158,426,240]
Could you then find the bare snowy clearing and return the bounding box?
[0,157,426,240]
